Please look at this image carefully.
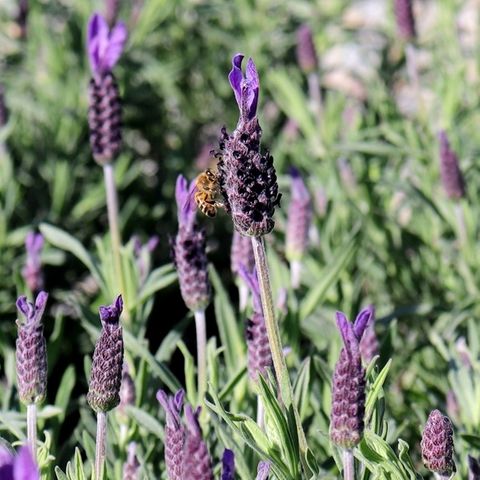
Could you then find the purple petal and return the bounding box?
[13,447,39,480]
[228,53,244,109]
[184,405,202,437]
[33,291,48,320]
[335,311,350,347]
[147,236,160,252]
[24,232,36,252]
[99,295,123,325]
[87,13,109,74]
[157,389,184,430]
[175,175,196,229]
[0,445,13,468]
[289,167,310,202]
[101,21,128,72]
[16,296,30,318]
[353,306,373,340]
[245,57,259,119]
[221,449,235,480]
[256,461,271,480]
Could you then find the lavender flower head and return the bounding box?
[359,305,379,364]
[394,0,416,41]
[438,130,465,200]
[15,292,48,405]
[87,295,124,413]
[256,461,271,480]
[87,13,127,165]
[221,449,235,480]
[0,445,39,480]
[468,455,480,480]
[157,389,185,480]
[296,24,318,73]
[184,405,214,480]
[231,230,255,276]
[421,409,456,476]
[238,266,272,383]
[22,232,44,294]
[171,175,211,312]
[122,442,140,480]
[216,54,281,237]
[285,167,312,262]
[330,307,371,449]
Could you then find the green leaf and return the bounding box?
[54,467,68,480]
[300,228,359,319]
[209,265,245,375]
[126,405,164,439]
[54,366,76,423]
[39,223,104,289]
[365,359,392,425]
[131,264,177,308]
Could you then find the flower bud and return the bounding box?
[421,409,456,476]
[394,0,416,41]
[438,130,465,200]
[330,308,371,449]
[15,292,48,405]
[296,25,318,74]
[87,295,124,413]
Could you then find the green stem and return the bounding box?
[26,403,37,461]
[342,449,354,480]
[103,163,129,321]
[256,395,265,430]
[251,236,308,460]
[95,411,107,480]
[195,309,207,404]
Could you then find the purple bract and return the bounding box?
[228,54,259,121]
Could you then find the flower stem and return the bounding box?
[290,259,302,290]
[256,395,265,430]
[342,449,355,480]
[95,411,108,480]
[195,309,207,404]
[238,281,249,312]
[307,71,323,125]
[251,236,308,457]
[26,403,37,460]
[103,163,129,321]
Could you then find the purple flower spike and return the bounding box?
[87,295,124,412]
[286,167,312,264]
[87,13,127,76]
[221,449,235,480]
[296,25,318,73]
[175,175,197,231]
[229,54,260,121]
[394,0,416,41]
[22,232,44,294]
[438,130,465,200]
[16,292,48,405]
[359,305,379,364]
[157,389,185,480]
[0,445,40,480]
[421,410,456,476]
[256,461,271,480]
[468,455,480,480]
[184,405,214,480]
[330,308,371,449]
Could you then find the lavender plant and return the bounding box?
[15,291,48,459]
[172,175,211,403]
[87,295,124,479]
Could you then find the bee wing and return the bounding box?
[184,180,198,213]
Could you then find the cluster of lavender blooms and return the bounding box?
[87,12,127,165]
[394,0,416,41]
[171,175,211,313]
[285,167,312,289]
[238,267,272,384]
[438,130,465,200]
[216,54,281,238]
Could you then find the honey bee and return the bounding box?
[194,168,224,217]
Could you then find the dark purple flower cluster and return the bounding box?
[421,409,456,476]
[296,25,318,74]
[171,175,211,312]
[86,13,127,165]
[216,54,281,237]
[394,0,416,41]
[87,295,124,413]
[330,307,372,449]
[157,390,214,480]
[15,292,48,405]
[438,130,465,200]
